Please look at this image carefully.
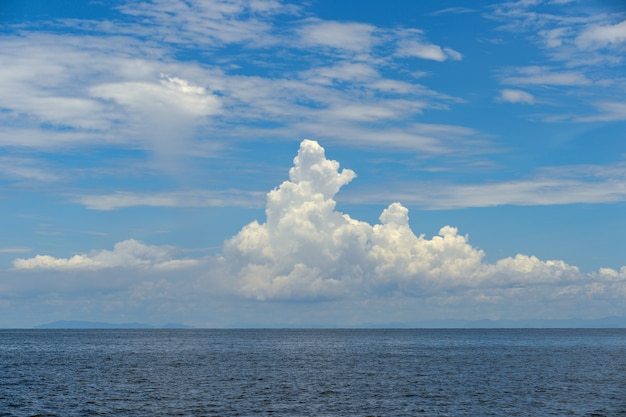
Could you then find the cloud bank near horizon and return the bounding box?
[14,140,626,310]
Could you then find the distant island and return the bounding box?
[35,320,192,329]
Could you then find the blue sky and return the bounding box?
[1,0,625,327]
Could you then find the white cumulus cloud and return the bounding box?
[222,140,626,301]
[13,239,202,271]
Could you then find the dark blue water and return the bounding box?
[1,329,625,416]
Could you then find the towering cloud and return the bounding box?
[223,139,621,302]
[13,140,626,311]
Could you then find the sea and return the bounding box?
[1,328,625,417]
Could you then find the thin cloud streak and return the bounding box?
[344,161,626,209]
[76,190,265,211]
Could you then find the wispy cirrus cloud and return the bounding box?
[344,160,626,209]
[500,66,592,86]
[300,62,379,84]
[576,19,626,49]
[0,247,32,254]
[116,0,293,47]
[75,189,264,211]
[0,2,470,159]
[575,101,626,122]
[292,122,483,155]
[427,7,478,16]
[492,2,625,62]
[489,1,626,121]
[0,157,62,182]
[296,19,378,54]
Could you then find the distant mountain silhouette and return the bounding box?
[35,320,192,329]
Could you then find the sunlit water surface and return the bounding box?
[1,329,625,416]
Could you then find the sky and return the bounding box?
[1,0,625,328]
